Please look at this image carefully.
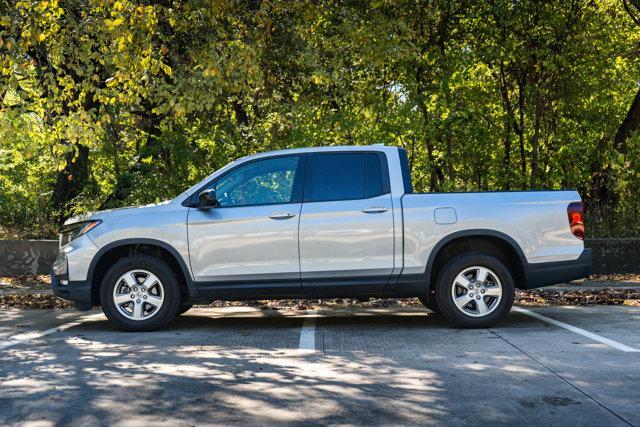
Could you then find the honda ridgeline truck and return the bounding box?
[52,145,592,331]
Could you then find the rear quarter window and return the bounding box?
[397,148,413,194]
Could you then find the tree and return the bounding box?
[1,0,640,238]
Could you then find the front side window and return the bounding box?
[211,156,300,207]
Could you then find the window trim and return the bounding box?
[302,151,391,204]
[182,154,307,208]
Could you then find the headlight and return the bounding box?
[60,220,102,245]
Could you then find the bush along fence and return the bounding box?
[0,239,638,277]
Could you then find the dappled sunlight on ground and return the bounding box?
[0,321,446,423]
[1,307,638,424]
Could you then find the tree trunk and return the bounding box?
[515,79,527,187]
[588,87,640,210]
[423,135,444,192]
[587,2,640,211]
[530,96,542,189]
[445,133,454,186]
[51,144,90,223]
[499,71,514,189]
[614,86,640,155]
[99,112,164,209]
[502,134,512,190]
[415,70,444,192]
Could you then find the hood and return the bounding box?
[63,200,172,226]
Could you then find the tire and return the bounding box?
[435,253,515,329]
[176,304,193,316]
[100,255,181,332]
[418,296,440,313]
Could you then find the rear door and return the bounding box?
[298,151,395,290]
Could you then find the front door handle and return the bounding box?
[362,206,389,214]
[269,212,296,219]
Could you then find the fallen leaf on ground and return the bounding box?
[1,289,639,310]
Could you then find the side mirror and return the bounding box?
[198,189,219,209]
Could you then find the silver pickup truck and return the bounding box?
[52,145,591,331]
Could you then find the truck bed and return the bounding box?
[400,190,586,278]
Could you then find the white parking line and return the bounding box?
[0,313,103,351]
[513,306,640,353]
[299,310,318,352]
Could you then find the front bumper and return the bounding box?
[51,233,98,311]
[51,269,93,311]
[523,248,592,289]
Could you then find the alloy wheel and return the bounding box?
[112,270,165,321]
[450,266,503,317]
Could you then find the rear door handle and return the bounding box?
[269,212,296,219]
[362,206,389,214]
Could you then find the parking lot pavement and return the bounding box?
[0,306,638,426]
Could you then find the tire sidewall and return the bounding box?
[100,255,181,331]
[436,253,515,328]
[176,304,193,316]
[418,296,440,313]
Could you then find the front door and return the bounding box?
[298,152,395,290]
[188,155,305,290]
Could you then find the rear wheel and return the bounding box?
[435,253,515,328]
[100,255,181,332]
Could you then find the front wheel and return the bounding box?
[100,255,181,332]
[436,253,515,328]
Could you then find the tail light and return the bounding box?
[567,202,584,240]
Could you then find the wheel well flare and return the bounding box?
[90,243,188,305]
[428,235,525,294]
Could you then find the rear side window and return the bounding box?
[307,153,365,202]
[305,152,389,202]
[366,153,384,198]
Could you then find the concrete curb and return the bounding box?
[547,280,640,291]
[0,289,53,296]
[543,286,640,291]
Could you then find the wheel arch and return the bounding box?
[426,230,527,297]
[88,239,197,305]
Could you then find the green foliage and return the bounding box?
[0,0,639,238]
